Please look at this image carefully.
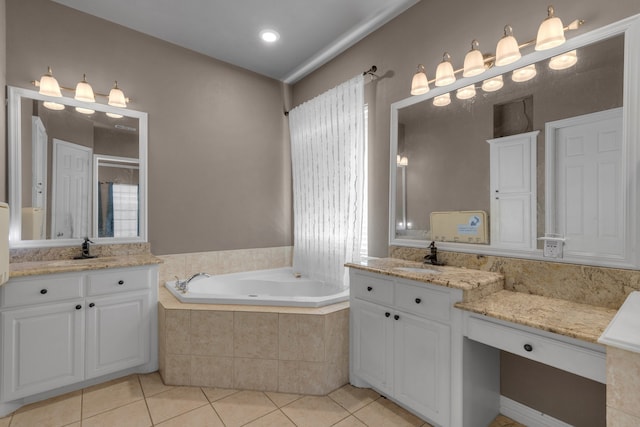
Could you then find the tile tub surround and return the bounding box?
[606,347,640,425]
[158,287,349,395]
[390,246,640,309]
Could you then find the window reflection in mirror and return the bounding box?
[393,35,624,248]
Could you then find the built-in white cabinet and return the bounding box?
[350,270,462,427]
[0,265,158,408]
[487,131,538,250]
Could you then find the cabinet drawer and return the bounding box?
[87,268,150,296]
[1,274,84,308]
[351,274,393,305]
[395,281,450,322]
[466,315,606,383]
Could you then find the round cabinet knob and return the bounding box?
[118,280,125,285]
[366,286,372,292]
[89,303,95,308]
[385,312,391,318]
[394,314,400,320]
[415,298,422,304]
[40,289,48,295]
[75,304,82,310]
[524,344,533,352]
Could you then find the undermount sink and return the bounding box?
[393,267,442,275]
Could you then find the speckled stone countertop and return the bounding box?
[346,258,504,302]
[10,254,163,278]
[455,290,618,344]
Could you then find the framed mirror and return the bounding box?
[389,15,640,268]
[7,86,148,248]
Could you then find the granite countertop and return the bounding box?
[455,290,618,344]
[346,257,504,302]
[10,253,163,278]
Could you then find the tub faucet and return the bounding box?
[174,273,211,293]
[187,272,211,283]
[424,241,444,266]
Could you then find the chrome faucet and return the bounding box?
[424,241,444,266]
[74,237,97,259]
[174,273,211,293]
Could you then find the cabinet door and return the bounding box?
[393,311,450,427]
[85,291,149,379]
[1,301,84,400]
[351,299,394,394]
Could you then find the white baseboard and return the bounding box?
[500,396,573,427]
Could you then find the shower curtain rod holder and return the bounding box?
[284,65,377,116]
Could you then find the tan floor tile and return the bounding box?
[146,386,209,424]
[156,404,224,426]
[329,384,380,413]
[11,390,81,427]
[212,390,277,427]
[202,387,239,403]
[281,396,350,427]
[353,398,424,427]
[489,414,526,427]
[0,417,9,427]
[139,371,175,397]
[333,415,367,427]
[264,391,301,407]
[82,375,144,418]
[81,400,152,427]
[244,409,296,426]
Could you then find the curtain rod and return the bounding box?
[284,65,377,116]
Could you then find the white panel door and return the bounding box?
[85,291,149,379]
[1,302,84,400]
[555,111,623,258]
[51,139,92,239]
[351,300,393,394]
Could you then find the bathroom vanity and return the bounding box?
[0,255,160,416]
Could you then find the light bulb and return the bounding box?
[435,53,456,87]
[535,6,566,51]
[410,64,430,95]
[495,25,521,67]
[463,40,485,78]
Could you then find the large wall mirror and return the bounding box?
[389,15,640,268]
[8,86,148,248]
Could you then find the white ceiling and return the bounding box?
[52,0,419,83]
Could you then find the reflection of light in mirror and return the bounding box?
[456,84,476,100]
[407,222,412,229]
[433,93,451,107]
[75,107,95,115]
[397,155,408,166]
[549,50,578,70]
[411,64,430,95]
[43,101,64,110]
[435,53,456,87]
[106,112,123,119]
[495,25,521,67]
[512,64,537,82]
[482,75,504,92]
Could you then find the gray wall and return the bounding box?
[4,0,292,255]
[292,0,640,257]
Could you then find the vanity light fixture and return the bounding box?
[106,81,127,118]
[549,49,578,70]
[495,25,521,67]
[435,53,456,86]
[512,64,537,82]
[463,40,485,78]
[482,75,504,92]
[410,64,430,95]
[74,74,96,114]
[456,84,476,100]
[535,6,565,50]
[396,155,408,167]
[260,29,280,43]
[38,67,65,111]
[433,93,451,107]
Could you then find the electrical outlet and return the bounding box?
[543,239,563,258]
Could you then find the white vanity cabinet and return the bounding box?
[350,270,462,427]
[0,265,158,405]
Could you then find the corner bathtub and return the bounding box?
[165,267,349,308]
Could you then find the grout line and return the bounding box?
[137,374,155,426]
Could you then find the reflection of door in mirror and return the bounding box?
[23,117,48,240]
[51,139,92,239]
[94,156,139,238]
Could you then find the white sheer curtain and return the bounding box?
[289,75,365,289]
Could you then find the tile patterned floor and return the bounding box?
[0,373,524,427]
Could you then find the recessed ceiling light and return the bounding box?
[260,29,280,43]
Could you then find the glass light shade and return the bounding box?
[399,156,408,166]
[106,112,124,119]
[433,93,451,107]
[512,64,537,82]
[535,6,565,51]
[456,85,476,100]
[75,106,95,115]
[75,75,95,103]
[482,75,504,92]
[495,26,521,67]
[549,50,577,70]
[463,40,485,77]
[108,82,127,108]
[43,101,65,111]
[435,53,455,87]
[39,69,63,98]
[410,65,430,95]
